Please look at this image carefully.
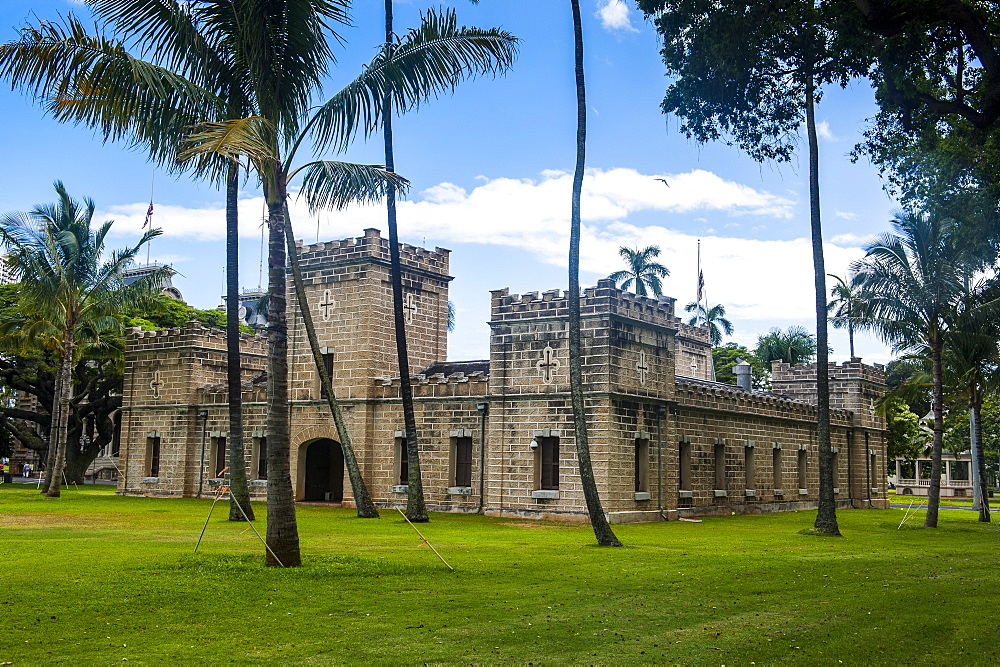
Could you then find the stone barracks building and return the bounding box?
[116,229,888,521]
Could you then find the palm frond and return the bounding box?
[308,7,518,155]
[296,161,410,213]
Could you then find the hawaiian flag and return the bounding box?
[697,270,705,302]
[143,202,154,228]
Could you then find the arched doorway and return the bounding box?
[303,438,344,502]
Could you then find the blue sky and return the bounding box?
[0,0,901,364]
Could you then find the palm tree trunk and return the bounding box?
[41,372,60,494]
[46,331,74,497]
[384,0,427,523]
[283,207,379,518]
[226,162,254,522]
[264,170,301,567]
[926,332,944,528]
[569,0,622,547]
[806,75,840,536]
[847,323,855,359]
[971,401,991,522]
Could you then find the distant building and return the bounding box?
[123,264,183,300]
[221,289,268,329]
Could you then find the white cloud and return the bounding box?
[816,120,836,141]
[829,232,872,246]
[596,0,639,33]
[834,210,856,220]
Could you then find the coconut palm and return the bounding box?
[827,273,861,359]
[942,280,1000,522]
[0,3,258,521]
[684,302,734,346]
[0,181,164,497]
[851,210,974,528]
[567,0,622,547]
[608,245,670,297]
[754,326,817,366]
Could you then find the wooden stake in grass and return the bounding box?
[195,467,284,567]
[397,509,454,572]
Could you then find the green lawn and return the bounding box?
[2,484,997,664]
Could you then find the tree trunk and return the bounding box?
[806,76,840,536]
[971,401,991,522]
[925,331,944,528]
[384,0,427,523]
[569,0,622,547]
[226,163,254,522]
[264,170,301,567]
[848,322,855,359]
[283,207,379,518]
[40,380,60,494]
[46,330,75,497]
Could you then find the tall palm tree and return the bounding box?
[942,280,1000,522]
[0,3,258,521]
[568,0,622,547]
[608,245,669,297]
[754,326,817,365]
[683,302,734,346]
[851,210,973,528]
[370,2,516,522]
[827,273,860,359]
[0,181,164,497]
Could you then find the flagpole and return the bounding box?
[145,169,154,266]
[696,239,702,325]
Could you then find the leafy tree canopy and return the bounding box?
[124,294,251,334]
[713,342,770,391]
[754,326,818,366]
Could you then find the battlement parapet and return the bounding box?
[676,377,854,425]
[373,369,489,400]
[127,320,267,355]
[674,319,711,345]
[490,279,676,328]
[294,227,450,277]
[771,358,886,385]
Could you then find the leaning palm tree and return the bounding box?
[684,302,734,346]
[567,0,622,547]
[851,210,974,528]
[827,273,860,359]
[608,245,669,297]
[0,181,164,497]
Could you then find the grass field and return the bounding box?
[2,484,998,664]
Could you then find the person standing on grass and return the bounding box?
[22,463,30,478]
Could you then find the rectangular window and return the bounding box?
[319,353,335,399]
[212,437,227,477]
[798,447,808,489]
[744,443,755,490]
[950,460,969,481]
[831,448,840,488]
[255,436,268,480]
[454,437,473,487]
[111,412,122,457]
[147,436,161,477]
[396,436,409,485]
[714,441,726,490]
[772,445,782,489]
[634,438,649,493]
[679,439,692,491]
[539,436,559,490]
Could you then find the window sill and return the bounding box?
[713,489,728,498]
[678,490,693,499]
[773,489,784,496]
[531,489,560,500]
[633,491,651,501]
[250,479,267,488]
[798,488,809,495]
[141,477,158,484]
[744,489,756,497]
[833,487,840,495]
[391,485,408,494]
[447,486,472,496]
